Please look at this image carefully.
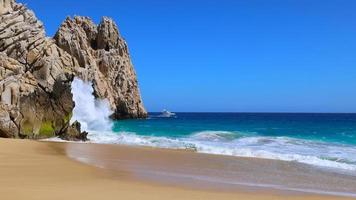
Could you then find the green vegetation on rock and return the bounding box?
[38,121,55,137]
[21,121,33,136]
[64,112,73,124]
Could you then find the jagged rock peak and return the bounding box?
[56,16,126,52]
[96,17,122,50]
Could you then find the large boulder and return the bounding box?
[60,121,88,142]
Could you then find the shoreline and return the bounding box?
[63,141,356,197]
[0,138,355,200]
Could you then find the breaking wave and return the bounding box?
[82,130,356,171]
[70,78,113,132]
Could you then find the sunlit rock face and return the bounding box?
[55,16,147,120]
[0,0,13,15]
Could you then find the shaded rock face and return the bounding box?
[54,16,147,119]
[60,121,88,142]
[0,1,146,140]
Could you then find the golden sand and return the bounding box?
[0,139,353,200]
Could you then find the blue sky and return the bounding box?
[19,0,356,113]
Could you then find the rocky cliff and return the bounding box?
[54,16,147,119]
[0,0,147,140]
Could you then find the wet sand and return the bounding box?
[0,138,355,200]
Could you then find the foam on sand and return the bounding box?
[69,130,356,172]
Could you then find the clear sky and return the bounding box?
[18,0,356,113]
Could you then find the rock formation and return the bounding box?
[60,121,88,141]
[0,0,147,140]
[54,16,147,119]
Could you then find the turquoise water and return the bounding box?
[87,113,356,171]
[113,113,356,145]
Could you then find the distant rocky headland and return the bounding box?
[0,0,147,140]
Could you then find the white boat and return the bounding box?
[159,109,176,118]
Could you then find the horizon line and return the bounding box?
[148,111,356,114]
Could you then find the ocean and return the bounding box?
[68,79,356,173]
[84,112,356,172]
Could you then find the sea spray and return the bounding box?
[70,78,113,132]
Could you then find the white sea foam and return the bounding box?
[190,139,356,171]
[85,131,197,150]
[81,130,356,171]
[190,131,238,142]
[48,125,356,171]
[70,78,113,132]
[191,133,356,171]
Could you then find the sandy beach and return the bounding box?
[1,0,355,199]
[0,138,355,200]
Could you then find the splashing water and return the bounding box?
[70,78,113,132]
